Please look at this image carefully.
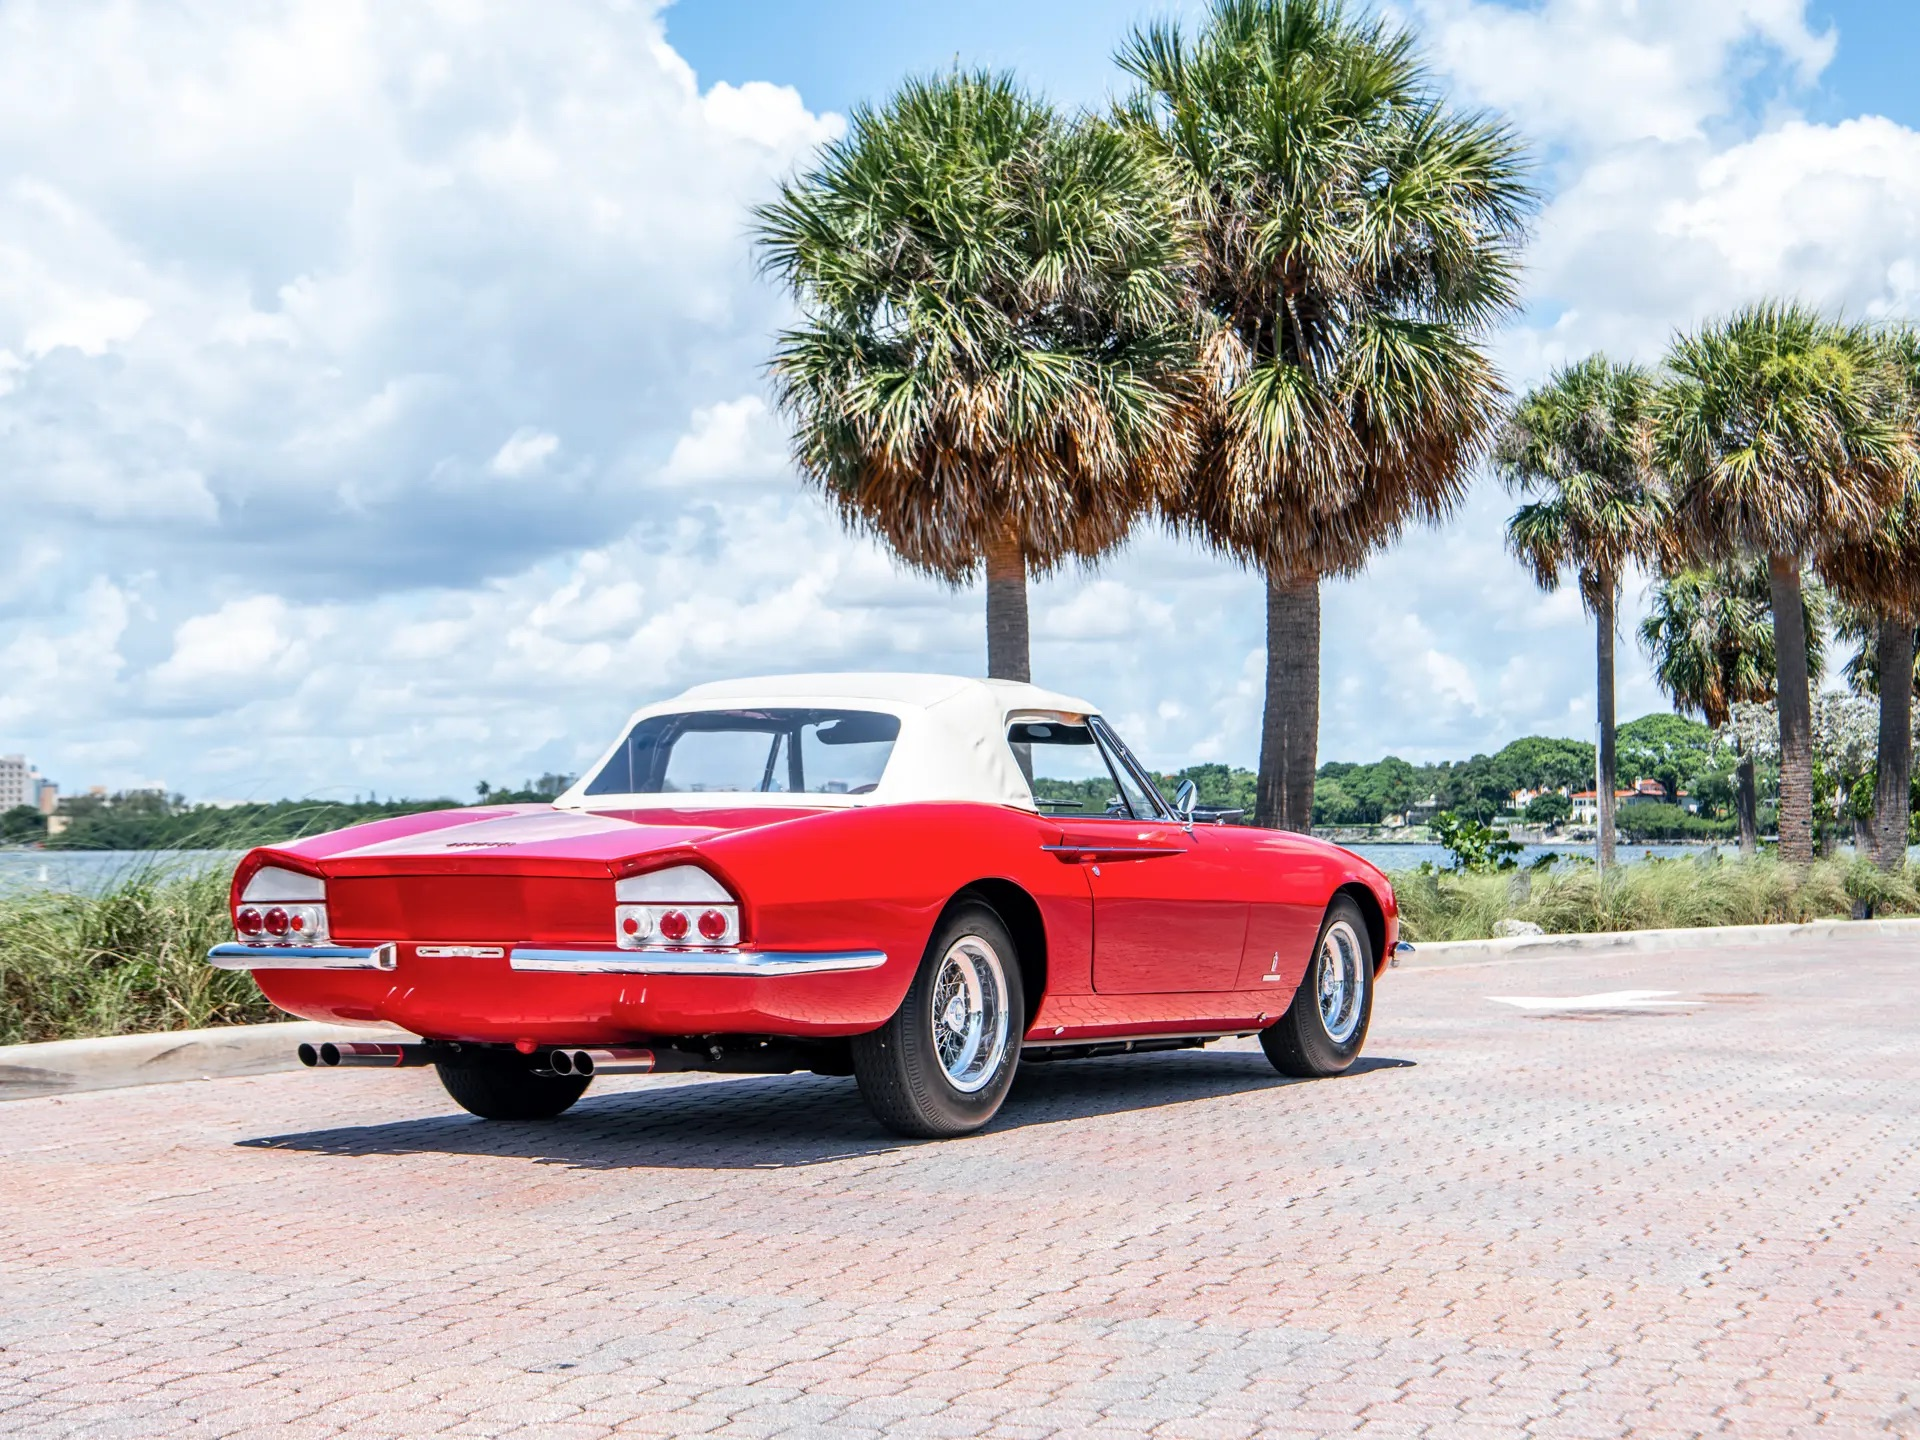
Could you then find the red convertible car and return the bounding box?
[211,675,1402,1136]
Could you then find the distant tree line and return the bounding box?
[1030,711,1769,838]
[0,774,584,851]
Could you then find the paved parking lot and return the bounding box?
[2,937,1916,1439]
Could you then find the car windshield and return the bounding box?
[582,709,902,797]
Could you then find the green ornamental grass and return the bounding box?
[1392,854,1919,942]
[0,861,275,1046]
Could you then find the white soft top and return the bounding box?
[556,673,1100,813]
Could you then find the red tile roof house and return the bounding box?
[1569,782,1698,823]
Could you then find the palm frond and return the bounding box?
[1496,355,1667,616]
[1116,0,1535,577]
[754,70,1201,580]
[1655,302,1915,563]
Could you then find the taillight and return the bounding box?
[235,866,329,945]
[613,865,740,949]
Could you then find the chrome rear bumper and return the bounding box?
[208,941,882,977]
[508,947,887,977]
[209,943,398,971]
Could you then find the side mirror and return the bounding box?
[1174,779,1198,821]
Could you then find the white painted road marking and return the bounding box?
[1489,989,1691,1011]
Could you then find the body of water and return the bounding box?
[0,849,239,895]
[1341,841,1728,871]
[1,839,1752,896]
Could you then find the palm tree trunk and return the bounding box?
[1768,553,1815,864]
[1871,617,1914,871]
[1255,571,1319,832]
[983,525,1030,683]
[1733,746,1758,856]
[1595,588,1617,874]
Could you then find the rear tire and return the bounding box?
[436,1061,590,1120]
[1261,896,1374,1078]
[852,900,1024,1138]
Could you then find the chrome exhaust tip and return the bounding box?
[569,1047,656,1077]
[298,1041,431,1069]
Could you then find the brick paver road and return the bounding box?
[2,938,1916,1439]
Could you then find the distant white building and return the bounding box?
[0,754,36,811]
[1,755,61,814]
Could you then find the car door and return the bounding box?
[1017,716,1247,994]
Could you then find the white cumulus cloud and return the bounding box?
[0,0,1914,800]
[488,428,561,479]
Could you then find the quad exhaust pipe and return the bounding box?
[297,1041,433,1069]
[297,1040,700,1077]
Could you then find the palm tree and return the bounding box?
[1829,605,1920,868]
[1639,563,1828,854]
[1816,327,1920,868]
[1654,303,1911,863]
[754,72,1196,682]
[1497,357,1667,872]
[1834,607,1919,699]
[1116,0,1531,830]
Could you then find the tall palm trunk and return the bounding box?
[1768,553,1816,864]
[983,525,1030,682]
[1733,746,1759,856]
[1595,587,1617,873]
[1256,571,1319,832]
[1872,617,1915,870]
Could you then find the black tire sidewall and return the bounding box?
[1264,896,1374,1077]
[854,900,1025,1136]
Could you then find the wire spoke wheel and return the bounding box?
[852,899,1025,1137]
[1316,919,1364,1045]
[929,934,1010,1094]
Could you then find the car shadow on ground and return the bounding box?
[238,1050,1415,1171]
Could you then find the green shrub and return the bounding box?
[1614,802,1736,841]
[1429,811,1523,872]
[0,861,273,1045]
[1392,855,1919,942]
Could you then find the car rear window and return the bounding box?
[582,709,902,797]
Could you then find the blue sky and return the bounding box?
[3,0,1919,802]
[664,0,1920,125]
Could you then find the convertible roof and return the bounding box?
[675,672,1098,717]
[559,673,1102,812]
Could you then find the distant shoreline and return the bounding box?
[4,836,1749,853]
[1311,831,1745,847]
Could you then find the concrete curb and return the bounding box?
[0,1022,413,1103]
[1398,916,1920,969]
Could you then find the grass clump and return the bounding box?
[1392,855,1920,943]
[0,861,274,1046]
